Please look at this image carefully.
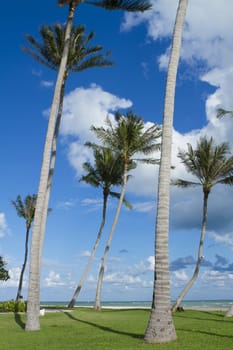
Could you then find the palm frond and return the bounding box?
[171,179,200,188]
[110,191,132,209]
[216,107,233,119]
[85,0,152,12]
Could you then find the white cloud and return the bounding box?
[0,213,9,238]
[40,80,54,88]
[208,231,233,250]
[81,250,91,257]
[53,1,233,243]
[44,270,65,287]
[3,267,21,288]
[59,84,132,177]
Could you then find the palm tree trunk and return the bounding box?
[39,80,66,265]
[26,4,76,331]
[68,193,108,308]
[171,191,209,312]
[16,225,31,302]
[94,167,128,310]
[144,0,188,343]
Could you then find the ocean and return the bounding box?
[40,300,233,310]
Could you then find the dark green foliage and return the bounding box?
[22,24,113,76]
[0,256,10,281]
[0,300,27,313]
[57,0,152,12]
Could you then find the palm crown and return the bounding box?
[172,137,233,194]
[90,111,161,168]
[22,24,113,77]
[57,0,152,12]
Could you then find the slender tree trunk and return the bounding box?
[171,191,209,312]
[16,224,31,302]
[68,193,108,308]
[39,80,66,265]
[144,0,188,343]
[26,4,76,331]
[94,167,128,310]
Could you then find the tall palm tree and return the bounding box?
[144,0,188,343]
[90,111,161,310]
[11,195,37,302]
[24,24,112,331]
[0,256,10,281]
[68,147,132,308]
[23,24,113,257]
[26,0,152,331]
[171,137,233,312]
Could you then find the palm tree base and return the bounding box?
[144,309,177,343]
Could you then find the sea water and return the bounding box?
[40,300,233,310]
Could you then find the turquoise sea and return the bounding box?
[40,300,233,310]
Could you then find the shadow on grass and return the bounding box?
[174,311,232,324]
[64,311,143,340]
[177,327,233,339]
[14,312,25,329]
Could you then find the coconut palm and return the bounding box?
[171,137,233,312]
[11,195,37,302]
[144,0,188,343]
[26,0,152,331]
[0,256,10,281]
[90,111,161,310]
[68,147,132,308]
[24,24,112,331]
[23,23,113,257]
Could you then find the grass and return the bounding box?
[0,308,233,349]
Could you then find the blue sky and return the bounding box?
[1,0,233,303]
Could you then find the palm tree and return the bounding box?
[90,111,161,310]
[23,23,113,259]
[144,0,188,343]
[0,256,10,281]
[11,195,37,302]
[26,0,152,331]
[68,147,132,308]
[24,24,112,331]
[171,137,233,312]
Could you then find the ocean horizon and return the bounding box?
[40,299,233,310]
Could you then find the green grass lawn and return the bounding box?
[0,308,232,349]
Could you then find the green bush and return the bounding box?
[0,300,27,312]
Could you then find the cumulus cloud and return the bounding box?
[44,270,65,287]
[54,1,233,240]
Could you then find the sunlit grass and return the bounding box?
[0,308,232,349]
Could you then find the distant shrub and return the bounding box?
[0,300,27,312]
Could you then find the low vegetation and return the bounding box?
[0,308,232,349]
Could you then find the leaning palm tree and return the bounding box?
[144,0,188,343]
[68,147,132,308]
[90,111,161,310]
[11,194,37,302]
[26,0,152,331]
[171,137,233,312]
[24,24,112,331]
[23,24,113,258]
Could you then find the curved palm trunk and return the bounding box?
[68,192,108,308]
[144,0,188,343]
[94,166,128,310]
[171,191,209,312]
[39,80,66,265]
[26,4,76,331]
[16,224,31,302]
